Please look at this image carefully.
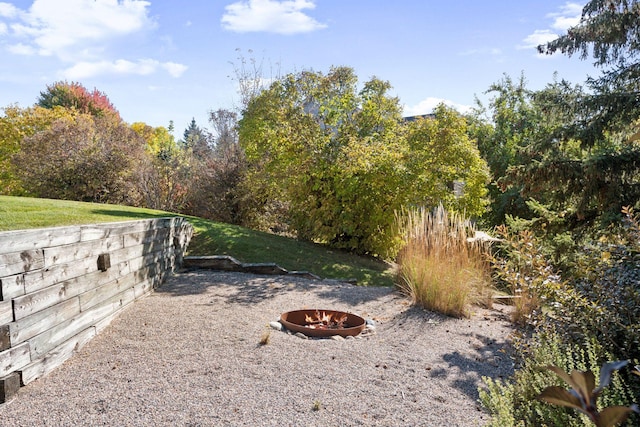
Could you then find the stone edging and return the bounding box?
[182,255,358,284]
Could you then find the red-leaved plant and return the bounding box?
[537,361,639,427]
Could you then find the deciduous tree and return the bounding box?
[37,81,120,120]
[0,105,76,195]
[13,114,147,205]
[239,67,489,257]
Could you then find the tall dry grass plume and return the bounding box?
[395,204,494,318]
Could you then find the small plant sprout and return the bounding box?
[312,400,322,411]
[537,360,639,427]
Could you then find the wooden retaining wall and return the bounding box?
[0,217,193,402]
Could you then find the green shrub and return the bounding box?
[395,204,493,318]
[490,225,588,326]
[482,207,640,426]
[480,328,636,427]
[538,361,638,427]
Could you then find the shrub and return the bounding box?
[13,114,147,205]
[395,204,493,318]
[480,328,636,427]
[482,208,640,426]
[537,361,638,427]
[490,225,588,326]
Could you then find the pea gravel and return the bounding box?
[0,270,515,426]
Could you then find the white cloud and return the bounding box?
[0,1,186,80]
[518,29,559,50]
[7,42,35,55]
[162,62,188,78]
[61,59,188,79]
[2,0,155,59]
[403,97,473,117]
[520,2,583,54]
[0,2,19,18]
[222,0,327,34]
[548,2,583,31]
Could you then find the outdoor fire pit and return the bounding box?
[279,309,366,338]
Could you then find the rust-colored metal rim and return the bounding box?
[280,309,366,338]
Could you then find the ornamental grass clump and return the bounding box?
[395,204,493,318]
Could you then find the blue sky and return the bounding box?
[0,0,600,137]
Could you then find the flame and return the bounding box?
[304,310,348,329]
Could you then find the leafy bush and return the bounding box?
[480,328,636,427]
[538,361,638,427]
[490,225,588,326]
[13,114,148,205]
[482,207,640,426]
[395,204,493,317]
[239,67,489,257]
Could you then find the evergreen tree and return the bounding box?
[181,118,210,158]
[517,0,640,223]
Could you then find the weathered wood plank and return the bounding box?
[63,262,128,300]
[0,249,44,277]
[127,250,166,274]
[78,270,137,311]
[108,244,152,266]
[13,284,67,321]
[0,226,82,253]
[14,258,134,321]
[9,298,81,346]
[0,342,31,377]
[80,218,174,242]
[22,256,97,295]
[28,290,133,360]
[43,236,124,268]
[0,300,12,326]
[20,327,95,385]
[133,277,154,299]
[0,325,8,351]
[0,372,21,403]
[93,290,135,334]
[122,227,171,248]
[183,255,244,271]
[0,274,25,301]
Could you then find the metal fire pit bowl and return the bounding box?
[280,309,366,338]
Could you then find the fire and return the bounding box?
[304,310,348,329]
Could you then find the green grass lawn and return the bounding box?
[0,196,394,286]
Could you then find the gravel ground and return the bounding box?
[0,270,514,427]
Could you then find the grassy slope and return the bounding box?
[0,196,393,286]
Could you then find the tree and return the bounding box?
[406,105,490,217]
[239,67,489,257]
[13,114,147,205]
[184,108,249,224]
[181,118,210,159]
[131,122,192,212]
[468,74,541,225]
[37,81,120,120]
[528,0,640,222]
[0,105,75,195]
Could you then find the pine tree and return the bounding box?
[518,0,640,222]
[181,118,210,158]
